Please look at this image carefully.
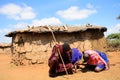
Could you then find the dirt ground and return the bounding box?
[0,51,120,80]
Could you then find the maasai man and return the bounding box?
[71,48,82,72]
[48,43,73,77]
[82,50,109,72]
[48,43,83,77]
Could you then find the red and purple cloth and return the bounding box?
[84,50,109,70]
[48,44,73,73]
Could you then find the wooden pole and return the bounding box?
[47,27,69,78]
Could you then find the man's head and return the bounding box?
[83,52,90,62]
[62,43,71,53]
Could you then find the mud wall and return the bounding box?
[11,31,107,65]
[0,44,11,54]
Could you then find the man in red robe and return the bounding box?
[48,43,73,77]
[82,50,109,72]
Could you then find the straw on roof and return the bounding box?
[5,25,107,37]
[0,43,11,48]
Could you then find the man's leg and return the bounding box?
[49,59,58,77]
[95,64,105,72]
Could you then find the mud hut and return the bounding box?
[0,43,11,54]
[5,24,107,65]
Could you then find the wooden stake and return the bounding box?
[47,27,69,79]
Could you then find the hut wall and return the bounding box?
[0,48,11,54]
[0,44,11,54]
[11,31,107,65]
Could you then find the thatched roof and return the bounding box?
[0,43,11,48]
[5,25,107,37]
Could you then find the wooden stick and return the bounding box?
[47,27,69,78]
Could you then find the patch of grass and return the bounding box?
[107,39,120,47]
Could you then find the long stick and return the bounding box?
[48,27,69,78]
